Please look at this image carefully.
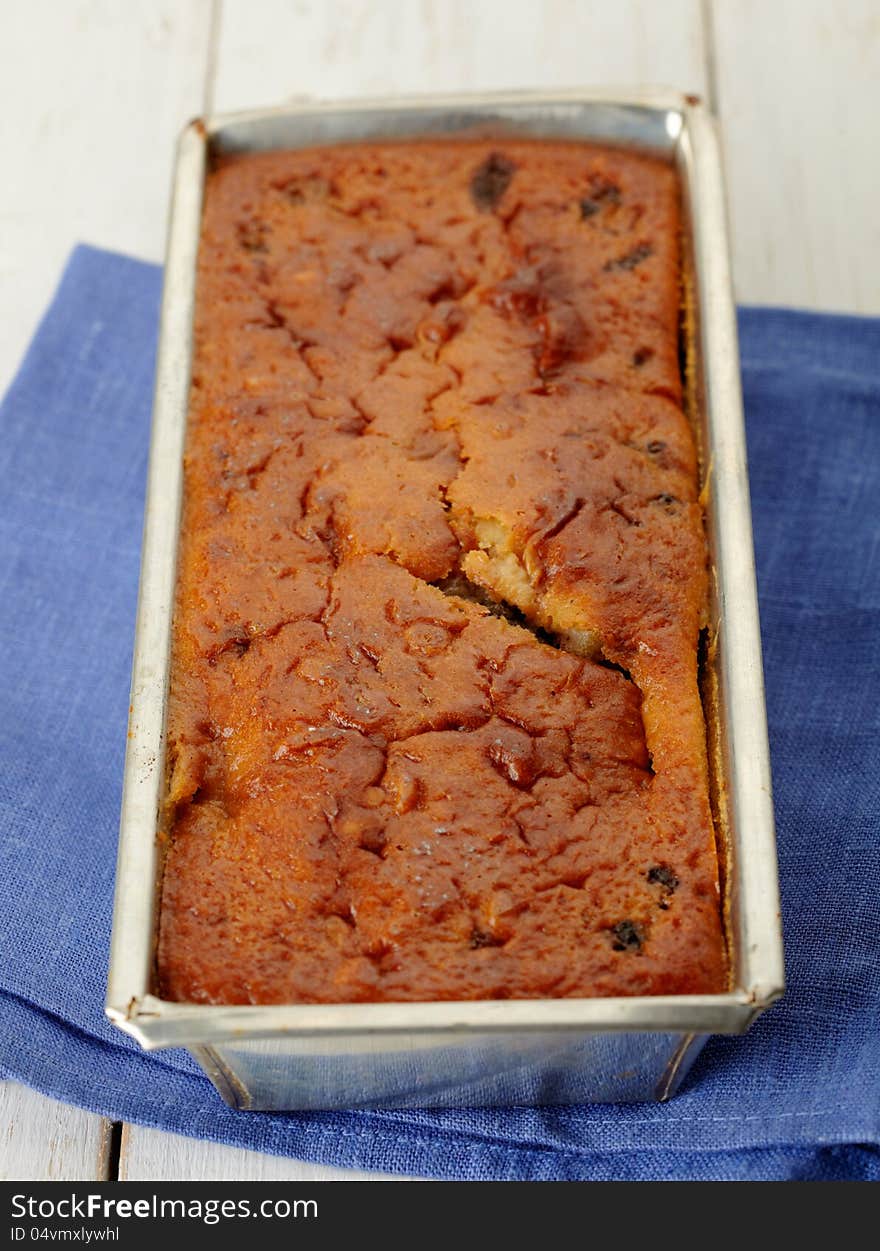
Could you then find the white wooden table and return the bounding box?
[2,0,878,1183]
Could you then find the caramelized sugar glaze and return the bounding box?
[158,140,727,1003]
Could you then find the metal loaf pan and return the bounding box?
[106,89,784,1110]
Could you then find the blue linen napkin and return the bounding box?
[1,246,878,1182]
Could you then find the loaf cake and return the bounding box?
[157,138,727,1003]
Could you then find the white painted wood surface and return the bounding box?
[0,1084,109,1182]
[211,0,707,111]
[2,0,878,1183]
[711,0,880,313]
[0,0,214,395]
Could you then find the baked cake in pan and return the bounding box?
[157,139,727,1003]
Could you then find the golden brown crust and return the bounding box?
[158,140,726,1004]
